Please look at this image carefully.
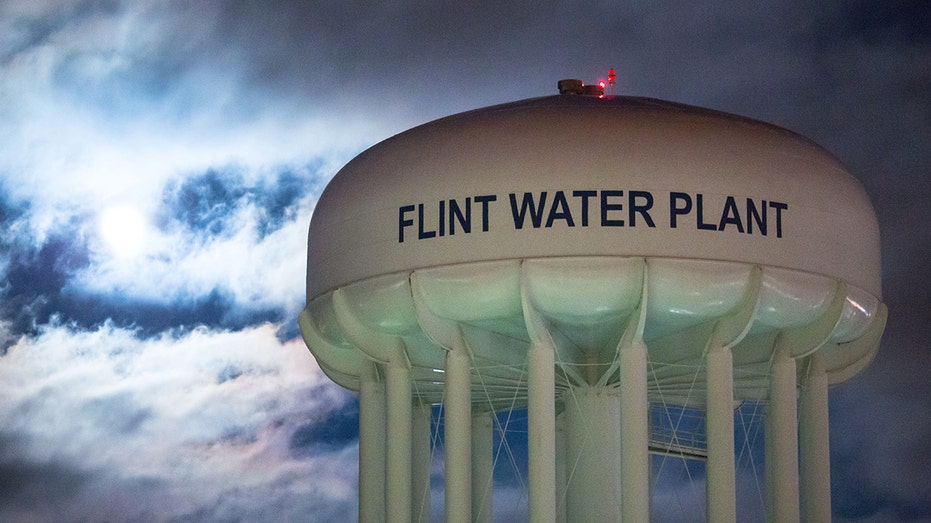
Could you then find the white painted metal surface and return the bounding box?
[298,92,886,521]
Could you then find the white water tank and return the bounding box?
[299,87,885,522]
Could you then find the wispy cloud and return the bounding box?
[0,321,358,520]
[0,0,384,241]
[1,161,331,340]
[0,0,380,340]
[72,163,328,320]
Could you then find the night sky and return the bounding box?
[1,1,929,521]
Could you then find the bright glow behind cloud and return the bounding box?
[0,0,385,324]
[0,0,384,242]
[74,172,321,316]
[97,204,148,259]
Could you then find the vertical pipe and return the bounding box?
[767,344,800,523]
[412,402,432,523]
[385,360,412,523]
[706,344,736,523]
[527,342,557,523]
[358,365,386,523]
[472,409,494,523]
[765,393,775,520]
[799,354,831,523]
[445,348,472,523]
[555,410,567,523]
[620,339,650,521]
[563,387,621,521]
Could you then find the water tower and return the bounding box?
[298,80,885,522]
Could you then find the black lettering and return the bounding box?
[695,194,717,231]
[475,195,496,232]
[510,192,547,229]
[670,192,692,228]
[718,196,744,233]
[438,200,446,237]
[418,203,436,239]
[545,191,574,227]
[770,201,788,238]
[601,190,624,226]
[628,190,655,228]
[572,190,597,227]
[399,204,415,243]
[747,199,767,235]
[449,198,470,235]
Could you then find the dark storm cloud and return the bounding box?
[0,433,92,518]
[0,227,278,343]
[4,220,90,300]
[205,2,546,94]
[161,169,249,238]
[289,398,359,455]
[167,0,930,160]
[256,169,308,238]
[44,287,278,340]
[2,1,211,131]
[829,380,931,520]
[0,191,26,228]
[1,216,91,346]
[836,0,931,45]
[159,165,312,241]
[67,290,250,335]
[190,2,660,120]
[781,13,931,522]
[0,158,325,342]
[1,0,120,63]
[832,448,931,520]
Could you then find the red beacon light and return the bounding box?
[557,78,605,97]
[580,82,605,97]
[597,80,607,98]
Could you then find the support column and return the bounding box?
[555,410,567,523]
[767,344,800,523]
[472,409,494,523]
[412,402,432,522]
[385,360,412,523]
[527,342,556,523]
[358,365,386,523]
[445,347,472,523]
[620,339,650,522]
[706,344,736,523]
[799,354,831,523]
[564,387,621,521]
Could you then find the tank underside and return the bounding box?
[299,256,886,408]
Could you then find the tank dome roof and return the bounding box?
[307,95,881,301]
